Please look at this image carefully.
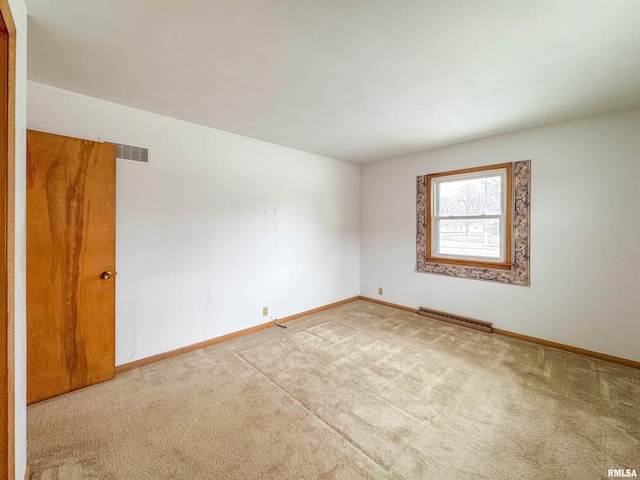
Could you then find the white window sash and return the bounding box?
[431,168,507,263]
[434,214,502,221]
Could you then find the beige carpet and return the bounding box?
[28,300,639,479]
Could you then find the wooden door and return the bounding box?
[26,130,116,405]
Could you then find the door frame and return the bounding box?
[0,1,15,478]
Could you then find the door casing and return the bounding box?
[0,1,15,478]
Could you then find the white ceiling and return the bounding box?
[25,0,640,164]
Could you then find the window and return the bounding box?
[426,163,513,270]
[416,160,530,286]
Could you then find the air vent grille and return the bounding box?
[418,306,492,333]
[103,141,150,164]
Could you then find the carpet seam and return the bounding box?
[278,332,429,426]
[273,322,427,418]
[237,327,439,469]
[329,315,473,375]
[234,351,392,473]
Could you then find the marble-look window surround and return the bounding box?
[416,160,531,286]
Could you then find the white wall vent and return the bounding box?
[100,138,152,166]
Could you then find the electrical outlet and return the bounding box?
[263,306,268,316]
[378,287,383,295]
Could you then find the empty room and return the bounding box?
[0,0,638,479]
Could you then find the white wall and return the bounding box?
[361,108,640,362]
[9,0,27,477]
[26,81,360,365]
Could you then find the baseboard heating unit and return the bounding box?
[418,306,492,333]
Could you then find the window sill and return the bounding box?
[425,256,513,271]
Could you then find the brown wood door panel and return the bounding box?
[27,130,116,405]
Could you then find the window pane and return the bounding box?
[438,218,501,258]
[438,175,502,216]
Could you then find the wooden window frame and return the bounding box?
[426,162,513,270]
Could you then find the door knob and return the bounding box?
[100,271,113,280]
